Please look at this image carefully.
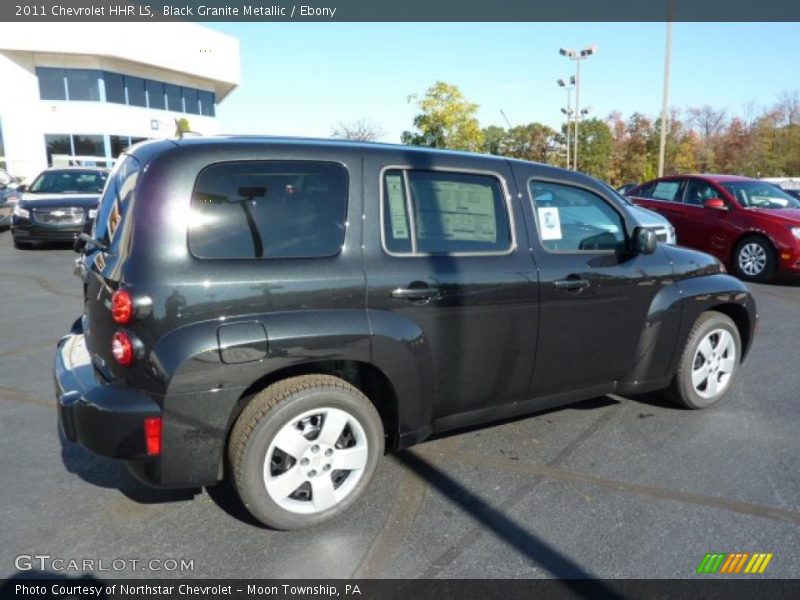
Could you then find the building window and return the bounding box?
[45,134,72,166]
[146,80,166,110]
[125,76,147,107]
[199,90,216,116]
[37,67,67,100]
[182,87,199,115]
[73,135,105,159]
[65,69,101,101]
[165,84,183,112]
[104,72,126,104]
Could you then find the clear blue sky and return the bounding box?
[208,22,800,142]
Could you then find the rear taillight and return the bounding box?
[111,289,133,324]
[144,417,162,456]
[111,331,134,366]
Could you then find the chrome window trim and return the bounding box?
[378,164,517,258]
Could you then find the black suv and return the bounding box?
[55,138,756,529]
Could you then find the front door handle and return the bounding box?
[553,278,590,291]
[391,286,440,300]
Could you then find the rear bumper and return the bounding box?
[54,331,162,484]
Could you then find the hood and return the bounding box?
[18,193,100,209]
[745,207,800,225]
[627,203,671,227]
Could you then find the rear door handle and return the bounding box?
[553,278,590,291]
[391,286,440,300]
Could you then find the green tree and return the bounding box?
[481,125,506,155]
[499,123,556,163]
[174,118,191,139]
[574,118,612,179]
[401,81,484,152]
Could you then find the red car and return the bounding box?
[627,174,800,281]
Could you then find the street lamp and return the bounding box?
[559,44,598,170]
[557,76,575,169]
[560,106,574,169]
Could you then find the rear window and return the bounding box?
[189,161,348,259]
[93,155,139,247]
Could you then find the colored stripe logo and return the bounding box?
[697,552,773,574]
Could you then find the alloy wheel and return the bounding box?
[691,328,737,400]
[738,243,767,276]
[263,407,369,514]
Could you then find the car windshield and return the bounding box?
[722,181,800,209]
[28,170,108,194]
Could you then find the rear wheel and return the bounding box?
[665,311,741,409]
[732,235,776,282]
[228,374,384,530]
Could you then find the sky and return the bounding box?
[208,22,800,142]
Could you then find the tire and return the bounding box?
[732,235,776,282]
[665,311,742,409]
[228,374,384,530]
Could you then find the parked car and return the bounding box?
[55,138,756,529]
[602,182,676,244]
[11,167,109,248]
[0,169,23,229]
[626,174,800,282]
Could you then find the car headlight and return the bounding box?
[12,204,29,219]
[791,227,800,240]
[88,209,97,219]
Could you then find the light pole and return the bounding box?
[560,45,597,171]
[557,76,575,169]
[560,107,573,169]
[657,22,673,177]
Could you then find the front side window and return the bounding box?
[529,181,626,253]
[684,179,720,206]
[382,169,512,255]
[189,161,348,259]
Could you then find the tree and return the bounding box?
[481,125,506,155]
[331,119,385,142]
[573,118,612,179]
[174,118,191,139]
[499,123,555,163]
[401,81,484,152]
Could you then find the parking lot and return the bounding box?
[1,230,799,580]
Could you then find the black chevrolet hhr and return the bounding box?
[55,137,756,529]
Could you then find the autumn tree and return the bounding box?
[331,119,385,142]
[401,81,484,152]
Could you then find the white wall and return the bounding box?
[0,23,239,180]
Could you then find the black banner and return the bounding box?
[2,579,800,600]
[2,0,799,22]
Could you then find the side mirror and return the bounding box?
[703,198,727,210]
[16,184,27,193]
[633,226,658,255]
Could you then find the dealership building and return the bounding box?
[0,23,240,180]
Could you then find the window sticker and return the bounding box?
[537,206,562,240]
[386,174,409,239]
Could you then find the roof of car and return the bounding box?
[40,166,110,173]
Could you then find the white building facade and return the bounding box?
[0,22,240,180]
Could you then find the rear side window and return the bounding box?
[189,161,348,259]
[651,180,682,202]
[382,169,512,255]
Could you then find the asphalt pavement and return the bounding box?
[1,232,798,580]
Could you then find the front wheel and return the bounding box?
[665,311,741,409]
[732,235,776,282]
[228,375,384,530]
